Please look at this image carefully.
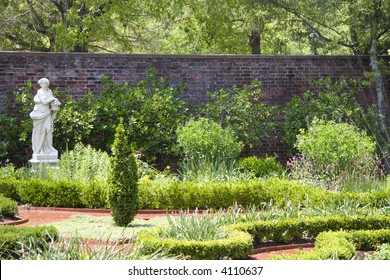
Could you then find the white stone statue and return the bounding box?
[29,78,61,163]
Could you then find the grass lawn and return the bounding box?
[48,214,168,241]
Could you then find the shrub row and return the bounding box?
[230,215,390,243]
[0,196,18,218]
[0,225,59,259]
[137,227,253,260]
[0,179,109,208]
[1,178,389,210]
[270,229,390,260]
[139,178,390,210]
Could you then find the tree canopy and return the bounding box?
[1,0,388,55]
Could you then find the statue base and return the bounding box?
[29,151,59,169]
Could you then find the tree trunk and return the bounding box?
[369,20,388,139]
[248,29,261,54]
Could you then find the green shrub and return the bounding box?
[0,82,35,166]
[139,178,390,210]
[0,225,58,259]
[230,215,390,244]
[177,118,243,163]
[89,69,188,163]
[176,118,243,181]
[19,179,84,208]
[270,229,390,260]
[0,196,18,218]
[137,227,253,260]
[289,119,381,188]
[0,179,21,201]
[81,181,109,209]
[108,122,139,226]
[295,119,376,174]
[197,79,278,146]
[282,76,381,150]
[239,156,284,178]
[57,143,111,184]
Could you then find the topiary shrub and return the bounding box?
[0,195,18,218]
[238,155,285,178]
[108,122,139,226]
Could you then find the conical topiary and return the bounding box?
[108,122,139,226]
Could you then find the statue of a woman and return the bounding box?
[30,78,61,161]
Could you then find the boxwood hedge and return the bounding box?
[137,227,253,260]
[0,225,59,259]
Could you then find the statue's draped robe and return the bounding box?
[30,89,56,156]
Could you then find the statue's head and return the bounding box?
[38,78,50,87]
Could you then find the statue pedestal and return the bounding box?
[29,151,59,170]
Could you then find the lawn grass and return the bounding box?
[48,214,168,241]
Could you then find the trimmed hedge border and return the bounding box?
[0,225,59,259]
[229,215,390,243]
[138,179,390,210]
[270,229,390,260]
[136,227,253,260]
[1,177,390,210]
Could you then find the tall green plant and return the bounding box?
[108,122,139,226]
[289,119,382,188]
[176,118,243,181]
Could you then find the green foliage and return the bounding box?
[0,225,58,260]
[366,243,390,260]
[0,195,18,218]
[271,229,390,260]
[231,215,390,244]
[80,181,109,209]
[198,80,278,146]
[137,227,253,260]
[53,92,97,152]
[57,143,111,185]
[18,179,84,208]
[138,178,390,210]
[293,119,378,180]
[0,178,21,201]
[90,69,188,162]
[108,122,139,226]
[176,118,243,181]
[282,77,381,150]
[0,81,35,166]
[10,235,169,260]
[238,155,285,178]
[158,210,228,241]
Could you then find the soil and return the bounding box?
[1,206,317,260]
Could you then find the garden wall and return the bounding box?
[0,51,389,162]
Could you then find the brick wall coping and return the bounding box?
[0,51,377,61]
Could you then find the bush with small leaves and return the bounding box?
[108,122,139,226]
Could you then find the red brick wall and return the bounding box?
[1,52,388,163]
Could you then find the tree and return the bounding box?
[263,0,390,145]
[0,0,160,52]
